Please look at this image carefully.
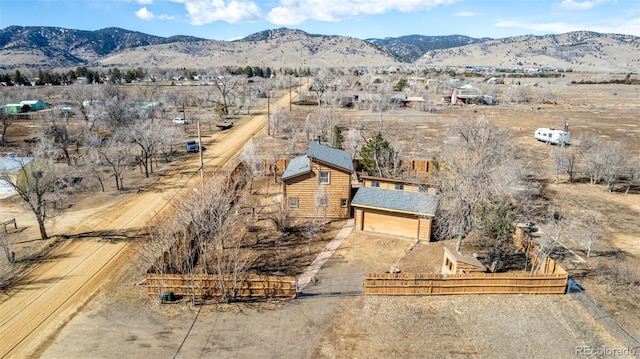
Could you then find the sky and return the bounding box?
[1,0,638,41]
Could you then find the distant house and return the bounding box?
[2,104,24,114]
[351,177,439,241]
[0,156,34,196]
[282,141,354,219]
[129,101,162,119]
[19,100,48,111]
[451,85,489,105]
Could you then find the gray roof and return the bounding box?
[351,187,438,216]
[308,141,354,172]
[281,155,310,180]
[0,156,33,174]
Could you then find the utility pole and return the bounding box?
[289,74,292,111]
[267,89,271,136]
[197,118,204,193]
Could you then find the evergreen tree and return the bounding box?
[330,125,344,150]
[360,132,397,177]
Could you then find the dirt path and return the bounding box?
[0,91,293,358]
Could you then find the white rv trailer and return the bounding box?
[534,128,570,145]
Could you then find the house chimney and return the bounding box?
[317,135,321,144]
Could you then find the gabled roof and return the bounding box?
[281,155,311,180]
[307,141,354,173]
[351,187,438,216]
[0,156,33,174]
[444,247,487,270]
[282,141,354,181]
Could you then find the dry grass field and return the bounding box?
[1,73,639,358]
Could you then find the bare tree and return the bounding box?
[168,173,253,302]
[269,106,288,136]
[101,84,133,130]
[126,119,167,178]
[583,139,628,191]
[344,126,364,159]
[0,145,69,240]
[95,138,133,191]
[622,154,640,194]
[531,205,581,273]
[0,112,14,147]
[212,73,238,117]
[433,116,523,253]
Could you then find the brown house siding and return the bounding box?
[418,217,433,241]
[284,161,351,219]
[362,178,436,195]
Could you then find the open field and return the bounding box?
[0,74,639,358]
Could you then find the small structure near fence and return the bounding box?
[145,273,297,299]
[442,247,487,274]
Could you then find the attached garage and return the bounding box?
[352,187,438,241]
[361,208,418,238]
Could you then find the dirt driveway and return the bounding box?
[0,91,290,358]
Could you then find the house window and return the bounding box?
[288,197,299,208]
[317,196,327,207]
[419,185,428,193]
[340,198,348,208]
[371,181,380,188]
[319,171,330,184]
[394,183,404,190]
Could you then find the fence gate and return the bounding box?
[298,273,364,298]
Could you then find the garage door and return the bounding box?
[362,209,418,238]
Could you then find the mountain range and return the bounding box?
[0,26,638,73]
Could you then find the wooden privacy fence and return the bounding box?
[145,273,297,299]
[513,226,567,276]
[364,272,568,296]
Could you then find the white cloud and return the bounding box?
[551,0,609,11]
[495,18,640,36]
[135,6,174,21]
[453,11,476,17]
[169,0,457,26]
[135,7,156,20]
[137,0,154,4]
[267,0,458,26]
[171,0,263,25]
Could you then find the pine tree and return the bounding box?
[330,125,344,150]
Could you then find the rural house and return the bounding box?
[351,176,438,240]
[19,100,48,111]
[0,155,34,196]
[2,104,24,114]
[282,141,354,219]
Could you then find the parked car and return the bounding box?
[185,139,199,153]
[173,117,188,125]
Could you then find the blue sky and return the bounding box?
[1,0,638,40]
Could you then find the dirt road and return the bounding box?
[0,91,293,358]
